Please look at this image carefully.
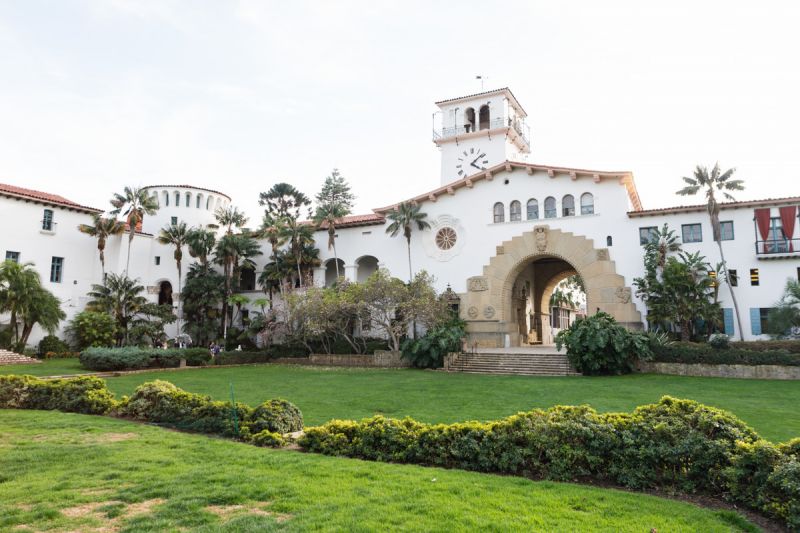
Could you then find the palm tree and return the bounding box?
[0,260,64,352]
[280,218,316,286]
[644,224,682,277]
[385,202,431,281]
[87,273,147,346]
[109,186,159,274]
[77,214,125,277]
[258,213,288,264]
[677,163,745,340]
[186,227,216,267]
[157,221,189,335]
[215,205,248,235]
[313,169,355,279]
[214,231,262,339]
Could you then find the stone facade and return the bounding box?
[639,361,800,380]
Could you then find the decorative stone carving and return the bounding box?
[467,306,479,319]
[615,287,632,304]
[483,305,496,319]
[146,286,158,294]
[597,249,609,261]
[534,226,548,252]
[496,245,504,255]
[467,276,488,292]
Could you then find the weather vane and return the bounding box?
[476,75,487,91]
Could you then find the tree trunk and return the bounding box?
[176,261,182,337]
[717,240,745,340]
[681,320,691,342]
[222,261,231,340]
[333,240,340,279]
[126,232,134,275]
[406,238,412,282]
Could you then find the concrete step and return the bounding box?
[450,352,580,377]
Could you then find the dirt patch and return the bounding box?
[57,498,165,532]
[205,502,291,523]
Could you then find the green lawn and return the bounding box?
[0,409,757,532]
[94,365,800,443]
[0,358,86,376]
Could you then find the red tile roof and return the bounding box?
[0,182,102,213]
[313,213,385,230]
[627,196,800,217]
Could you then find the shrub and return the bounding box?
[0,375,116,414]
[708,333,730,350]
[651,343,800,366]
[250,430,287,448]
[80,347,211,371]
[213,351,274,366]
[66,311,117,350]
[245,399,303,435]
[37,335,69,357]
[401,317,465,368]
[119,380,302,439]
[119,380,252,437]
[299,396,799,529]
[555,312,651,375]
[730,340,800,354]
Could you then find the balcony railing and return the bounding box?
[755,238,800,255]
[433,116,530,145]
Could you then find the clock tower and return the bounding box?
[432,88,530,186]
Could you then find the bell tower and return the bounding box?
[432,88,531,186]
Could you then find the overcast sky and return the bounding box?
[1,1,799,222]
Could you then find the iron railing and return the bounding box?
[755,238,800,255]
[433,116,530,145]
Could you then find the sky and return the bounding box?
[1,1,799,223]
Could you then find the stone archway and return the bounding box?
[460,225,641,348]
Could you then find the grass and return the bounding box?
[3,360,798,442]
[94,365,800,443]
[0,409,758,532]
[0,358,86,376]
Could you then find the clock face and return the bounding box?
[455,147,489,178]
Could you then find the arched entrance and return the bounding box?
[460,225,641,348]
[158,281,173,306]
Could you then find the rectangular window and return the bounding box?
[155,256,161,266]
[722,308,734,336]
[42,209,54,231]
[750,268,759,286]
[681,223,702,243]
[719,221,734,241]
[5,251,20,263]
[50,256,63,283]
[766,217,789,253]
[760,308,773,335]
[171,216,178,226]
[797,267,800,282]
[639,226,658,245]
[729,269,738,287]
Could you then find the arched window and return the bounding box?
[163,191,169,206]
[196,193,202,209]
[493,202,505,223]
[526,199,539,220]
[185,192,191,207]
[580,192,595,215]
[544,197,557,218]
[479,105,490,130]
[464,107,476,133]
[562,195,575,217]
[174,191,180,207]
[606,236,613,246]
[206,196,213,210]
[509,200,521,222]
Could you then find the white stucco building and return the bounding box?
[2,88,799,348]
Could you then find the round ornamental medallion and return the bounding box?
[435,227,457,250]
[467,306,479,319]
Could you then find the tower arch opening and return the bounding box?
[478,105,490,130]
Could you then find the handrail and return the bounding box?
[755,238,800,254]
[433,116,530,144]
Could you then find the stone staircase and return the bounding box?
[0,349,41,365]
[448,348,580,376]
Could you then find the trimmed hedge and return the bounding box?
[213,351,275,366]
[299,397,800,530]
[117,380,303,440]
[80,347,211,371]
[730,340,800,354]
[652,342,800,366]
[0,374,302,446]
[0,375,116,415]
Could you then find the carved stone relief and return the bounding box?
[534,226,548,252]
[467,276,488,292]
[597,249,609,261]
[467,306,479,319]
[483,306,496,319]
[615,287,632,303]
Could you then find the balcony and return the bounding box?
[433,116,530,146]
[755,238,800,258]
